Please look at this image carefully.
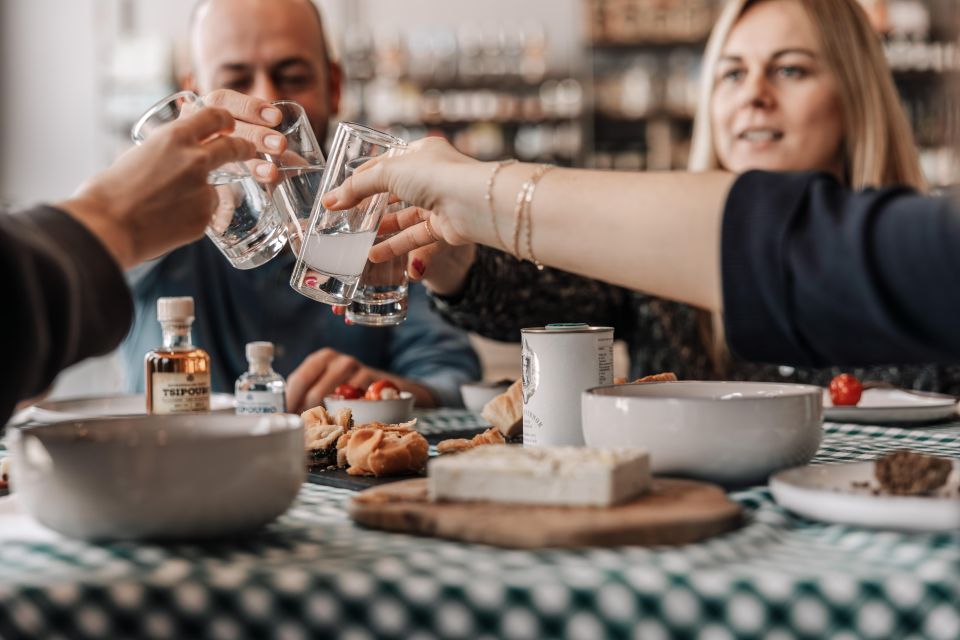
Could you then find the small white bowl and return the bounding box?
[323,391,415,425]
[581,381,823,486]
[8,413,304,541]
[460,380,514,413]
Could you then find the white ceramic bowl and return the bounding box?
[460,381,513,413]
[8,413,304,541]
[581,381,823,486]
[323,391,415,425]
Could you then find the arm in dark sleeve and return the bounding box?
[430,247,637,342]
[722,171,960,366]
[387,284,482,407]
[0,206,134,422]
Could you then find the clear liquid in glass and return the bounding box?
[272,164,325,255]
[290,227,378,304]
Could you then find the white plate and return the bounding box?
[770,461,960,532]
[20,393,236,423]
[822,388,957,424]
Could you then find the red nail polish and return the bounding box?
[412,258,425,276]
[344,318,353,326]
[332,305,345,315]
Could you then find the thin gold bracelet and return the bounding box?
[484,159,516,252]
[512,176,531,260]
[522,164,554,270]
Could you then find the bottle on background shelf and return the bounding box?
[235,342,287,414]
[145,297,211,415]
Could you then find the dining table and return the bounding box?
[0,408,957,640]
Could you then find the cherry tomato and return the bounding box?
[333,384,363,400]
[829,374,863,406]
[365,379,400,400]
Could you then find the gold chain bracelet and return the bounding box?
[521,164,554,270]
[484,159,516,252]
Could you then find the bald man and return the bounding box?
[120,0,481,411]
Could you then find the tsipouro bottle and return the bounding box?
[235,341,286,414]
[145,297,211,414]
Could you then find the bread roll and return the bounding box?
[481,379,523,437]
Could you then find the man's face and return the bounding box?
[189,0,338,142]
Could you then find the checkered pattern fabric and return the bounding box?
[0,415,957,639]
[413,409,489,435]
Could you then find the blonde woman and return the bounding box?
[358,0,960,391]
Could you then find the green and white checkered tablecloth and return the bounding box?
[0,413,957,639]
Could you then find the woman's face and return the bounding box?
[710,0,845,176]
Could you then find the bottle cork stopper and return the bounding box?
[157,297,194,322]
[246,341,274,361]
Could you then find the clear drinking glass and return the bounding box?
[266,100,325,255]
[346,204,409,326]
[131,91,287,269]
[289,122,406,305]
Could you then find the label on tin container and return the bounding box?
[521,326,614,447]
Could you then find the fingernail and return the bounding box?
[265,134,283,151]
[322,193,338,207]
[332,305,345,315]
[412,258,425,277]
[261,106,281,124]
[254,163,273,178]
[344,318,353,326]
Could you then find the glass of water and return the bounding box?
[346,204,409,326]
[289,122,406,306]
[265,100,325,255]
[131,91,287,270]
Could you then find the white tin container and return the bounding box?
[521,324,614,446]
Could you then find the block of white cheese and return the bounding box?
[427,445,651,507]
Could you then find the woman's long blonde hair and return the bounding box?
[689,0,927,191]
[689,0,927,375]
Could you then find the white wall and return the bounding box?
[0,0,101,207]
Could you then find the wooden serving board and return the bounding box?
[348,477,742,548]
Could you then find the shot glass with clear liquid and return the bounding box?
[131,91,287,269]
[265,100,325,255]
[289,122,406,306]
[345,203,409,326]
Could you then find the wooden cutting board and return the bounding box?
[348,477,742,548]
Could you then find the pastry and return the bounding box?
[874,449,953,495]
[481,379,523,439]
[437,427,506,454]
[341,425,429,477]
[614,372,678,384]
[302,406,353,468]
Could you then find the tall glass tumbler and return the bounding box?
[266,100,325,255]
[346,204,409,326]
[290,122,406,305]
[131,91,287,269]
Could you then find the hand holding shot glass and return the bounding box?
[289,122,406,306]
[131,91,287,269]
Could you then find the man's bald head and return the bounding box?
[185,0,340,141]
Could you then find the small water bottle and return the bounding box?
[235,342,286,414]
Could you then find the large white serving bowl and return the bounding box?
[581,381,823,486]
[323,391,415,425]
[7,413,304,541]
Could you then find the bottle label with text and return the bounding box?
[236,391,285,414]
[151,372,211,414]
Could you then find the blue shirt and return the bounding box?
[121,239,481,406]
